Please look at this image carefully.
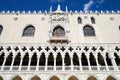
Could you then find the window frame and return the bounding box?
[22,25,35,37]
[83,25,96,36]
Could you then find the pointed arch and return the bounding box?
[69,76,78,80]
[106,76,116,80]
[56,53,62,66]
[13,53,21,66]
[90,53,96,66]
[114,53,120,66]
[87,76,97,80]
[73,53,79,66]
[83,25,95,36]
[31,76,41,80]
[52,25,65,37]
[5,53,13,66]
[81,53,88,66]
[31,53,37,66]
[39,53,46,66]
[0,76,3,80]
[50,76,59,80]
[98,53,105,66]
[22,25,35,36]
[0,52,5,66]
[48,53,54,66]
[65,53,71,66]
[22,53,29,66]
[0,25,3,35]
[12,76,22,80]
[106,53,112,66]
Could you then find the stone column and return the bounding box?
[54,57,56,71]
[103,57,109,71]
[70,57,73,71]
[19,57,23,71]
[10,56,15,70]
[111,57,118,71]
[45,56,48,71]
[95,55,100,70]
[62,55,65,71]
[27,57,32,70]
[1,56,7,70]
[36,56,40,71]
[86,55,91,71]
[79,57,82,71]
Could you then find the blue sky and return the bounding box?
[0,0,120,12]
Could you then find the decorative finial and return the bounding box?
[50,6,52,12]
[66,6,68,12]
[57,4,61,11]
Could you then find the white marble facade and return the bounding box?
[0,5,120,80]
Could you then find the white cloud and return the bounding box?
[51,0,64,2]
[84,0,94,11]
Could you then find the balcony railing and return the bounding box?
[0,66,119,71]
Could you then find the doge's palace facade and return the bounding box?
[0,5,120,80]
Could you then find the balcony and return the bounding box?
[49,36,69,44]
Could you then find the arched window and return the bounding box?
[91,17,95,24]
[22,25,35,36]
[52,26,65,37]
[0,25,3,35]
[83,25,96,36]
[78,17,82,24]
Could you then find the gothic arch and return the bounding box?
[81,53,88,66]
[106,76,116,80]
[87,76,97,80]
[0,76,3,80]
[39,52,46,66]
[114,53,120,66]
[65,53,71,66]
[0,52,5,66]
[52,25,65,37]
[106,53,112,66]
[69,76,79,80]
[31,53,37,66]
[13,53,21,66]
[89,53,96,66]
[5,53,13,66]
[56,53,62,66]
[12,76,22,80]
[22,53,29,66]
[48,53,54,66]
[73,53,79,66]
[49,76,60,80]
[98,53,105,66]
[31,76,41,80]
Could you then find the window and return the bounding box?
[119,26,120,30]
[78,17,82,24]
[83,25,95,36]
[91,17,95,24]
[0,25,3,35]
[22,25,35,36]
[52,26,65,37]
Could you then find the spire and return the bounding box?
[57,4,61,11]
[50,6,52,12]
[66,6,68,12]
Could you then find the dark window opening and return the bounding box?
[78,17,82,24]
[91,17,95,24]
[52,26,65,37]
[0,25,3,35]
[83,25,95,36]
[22,25,35,36]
